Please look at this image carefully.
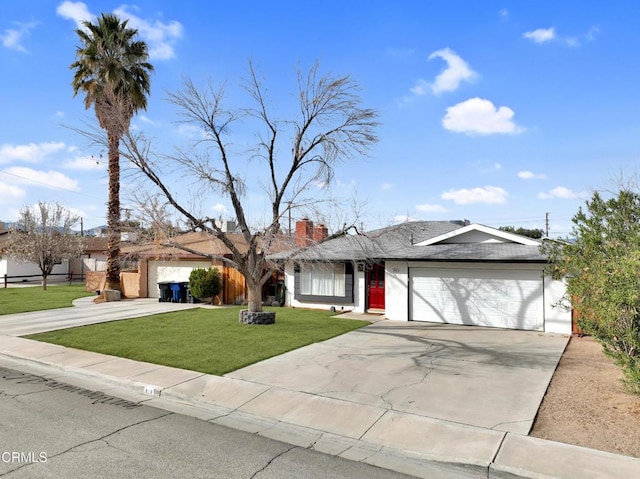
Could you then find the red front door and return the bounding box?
[367,263,385,309]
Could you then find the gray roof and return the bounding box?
[270,221,547,263]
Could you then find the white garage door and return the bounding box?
[410,268,544,331]
[147,260,213,299]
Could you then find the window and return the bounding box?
[300,263,345,297]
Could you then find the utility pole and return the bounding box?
[286,201,292,236]
[80,217,84,236]
[545,212,549,237]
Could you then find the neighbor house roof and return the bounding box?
[121,231,249,260]
[271,221,547,263]
[121,230,296,260]
[83,236,108,254]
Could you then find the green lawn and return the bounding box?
[0,284,94,315]
[25,307,370,375]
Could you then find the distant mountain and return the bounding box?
[0,220,15,231]
[0,220,109,236]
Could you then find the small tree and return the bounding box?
[545,190,640,394]
[189,268,222,303]
[7,202,85,290]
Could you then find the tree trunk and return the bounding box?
[246,281,263,313]
[105,131,121,292]
[42,274,48,291]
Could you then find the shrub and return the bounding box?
[545,190,640,394]
[189,268,221,301]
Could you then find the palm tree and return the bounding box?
[71,13,153,293]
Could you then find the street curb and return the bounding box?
[2,349,640,479]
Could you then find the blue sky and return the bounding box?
[1,1,640,236]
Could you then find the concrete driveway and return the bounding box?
[227,319,569,436]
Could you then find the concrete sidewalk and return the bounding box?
[0,296,200,336]
[1,300,639,478]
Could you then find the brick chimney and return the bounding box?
[295,218,314,246]
[313,224,328,242]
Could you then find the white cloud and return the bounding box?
[524,26,598,47]
[409,80,429,96]
[176,124,206,139]
[114,6,183,60]
[499,9,509,20]
[585,26,600,42]
[394,215,418,223]
[411,48,477,96]
[441,186,508,205]
[416,203,447,213]
[212,203,227,215]
[442,97,524,135]
[57,2,183,61]
[56,1,93,29]
[0,142,66,164]
[0,180,26,203]
[523,27,556,44]
[381,183,393,190]
[63,155,105,171]
[1,21,38,53]
[537,186,584,200]
[518,170,547,180]
[138,115,155,125]
[428,48,477,95]
[3,167,79,191]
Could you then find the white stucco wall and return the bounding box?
[84,255,107,272]
[543,276,572,334]
[2,259,69,283]
[385,261,409,321]
[353,268,366,313]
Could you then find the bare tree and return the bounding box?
[7,202,85,290]
[121,61,379,314]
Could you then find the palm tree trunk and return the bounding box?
[105,131,121,291]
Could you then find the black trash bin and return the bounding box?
[170,281,189,303]
[158,281,172,302]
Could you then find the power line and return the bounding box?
[0,168,106,202]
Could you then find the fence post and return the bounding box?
[3,274,7,288]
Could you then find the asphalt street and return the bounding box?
[0,365,416,479]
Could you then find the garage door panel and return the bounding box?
[410,268,543,331]
[147,260,212,298]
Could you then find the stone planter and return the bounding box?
[103,289,122,302]
[239,310,276,325]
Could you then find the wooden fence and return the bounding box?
[2,273,84,288]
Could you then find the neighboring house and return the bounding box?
[122,230,252,303]
[70,236,109,279]
[275,221,571,334]
[0,228,70,285]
